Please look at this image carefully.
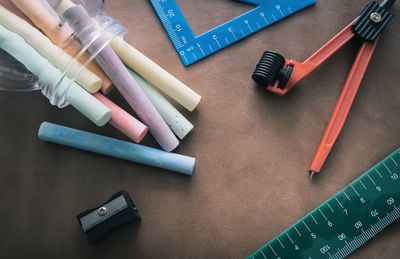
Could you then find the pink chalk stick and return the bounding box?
[94,93,148,143]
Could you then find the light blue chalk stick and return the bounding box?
[38,122,195,175]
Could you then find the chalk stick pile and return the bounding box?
[0,0,199,175]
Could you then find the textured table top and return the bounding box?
[0,0,399,258]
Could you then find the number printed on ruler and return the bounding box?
[249,149,400,259]
[150,0,316,66]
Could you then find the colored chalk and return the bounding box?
[94,93,148,143]
[0,23,111,126]
[0,4,102,93]
[111,36,201,112]
[62,5,179,152]
[38,0,58,20]
[11,0,70,44]
[38,122,196,175]
[0,0,30,23]
[127,67,194,140]
[57,0,201,111]
[0,1,148,140]
[11,0,113,93]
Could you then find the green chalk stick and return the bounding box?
[127,66,194,140]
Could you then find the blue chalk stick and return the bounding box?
[38,122,195,175]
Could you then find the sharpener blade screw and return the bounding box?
[98,206,108,216]
[370,12,382,23]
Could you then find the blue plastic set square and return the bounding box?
[149,0,317,66]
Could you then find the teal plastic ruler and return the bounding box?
[149,0,316,66]
[249,148,400,259]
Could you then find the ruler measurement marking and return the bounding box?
[256,22,261,29]
[224,37,229,44]
[272,14,277,21]
[343,191,351,201]
[351,186,360,197]
[285,232,294,244]
[192,52,197,60]
[327,202,335,212]
[310,214,318,224]
[294,226,302,236]
[231,31,237,40]
[350,239,358,251]
[383,162,393,174]
[247,23,254,32]
[359,179,367,190]
[302,221,311,232]
[337,248,345,258]
[260,250,267,259]
[278,8,284,17]
[277,238,285,248]
[367,174,376,185]
[240,29,245,37]
[375,168,383,178]
[215,39,221,48]
[288,7,293,14]
[335,197,344,208]
[319,209,327,220]
[182,54,188,63]
[262,16,269,24]
[391,157,399,166]
[269,244,277,256]
[208,45,213,52]
[198,45,205,56]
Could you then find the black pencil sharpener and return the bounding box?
[77,190,141,244]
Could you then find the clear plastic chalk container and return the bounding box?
[0,0,126,126]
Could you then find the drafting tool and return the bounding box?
[252,0,396,178]
[249,148,400,259]
[149,0,316,66]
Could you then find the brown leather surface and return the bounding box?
[1,0,399,258]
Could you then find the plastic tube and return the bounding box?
[0,1,149,141]
[38,0,193,139]
[39,122,195,175]
[0,23,111,126]
[0,4,101,93]
[10,0,114,93]
[56,0,201,111]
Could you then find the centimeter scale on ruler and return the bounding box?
[150,0,316,66]
[249,148,400,259]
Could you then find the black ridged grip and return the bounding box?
[353,1,393,41]
[278,65,293,89]
[252,51,285,86]
[252,51,293,89]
